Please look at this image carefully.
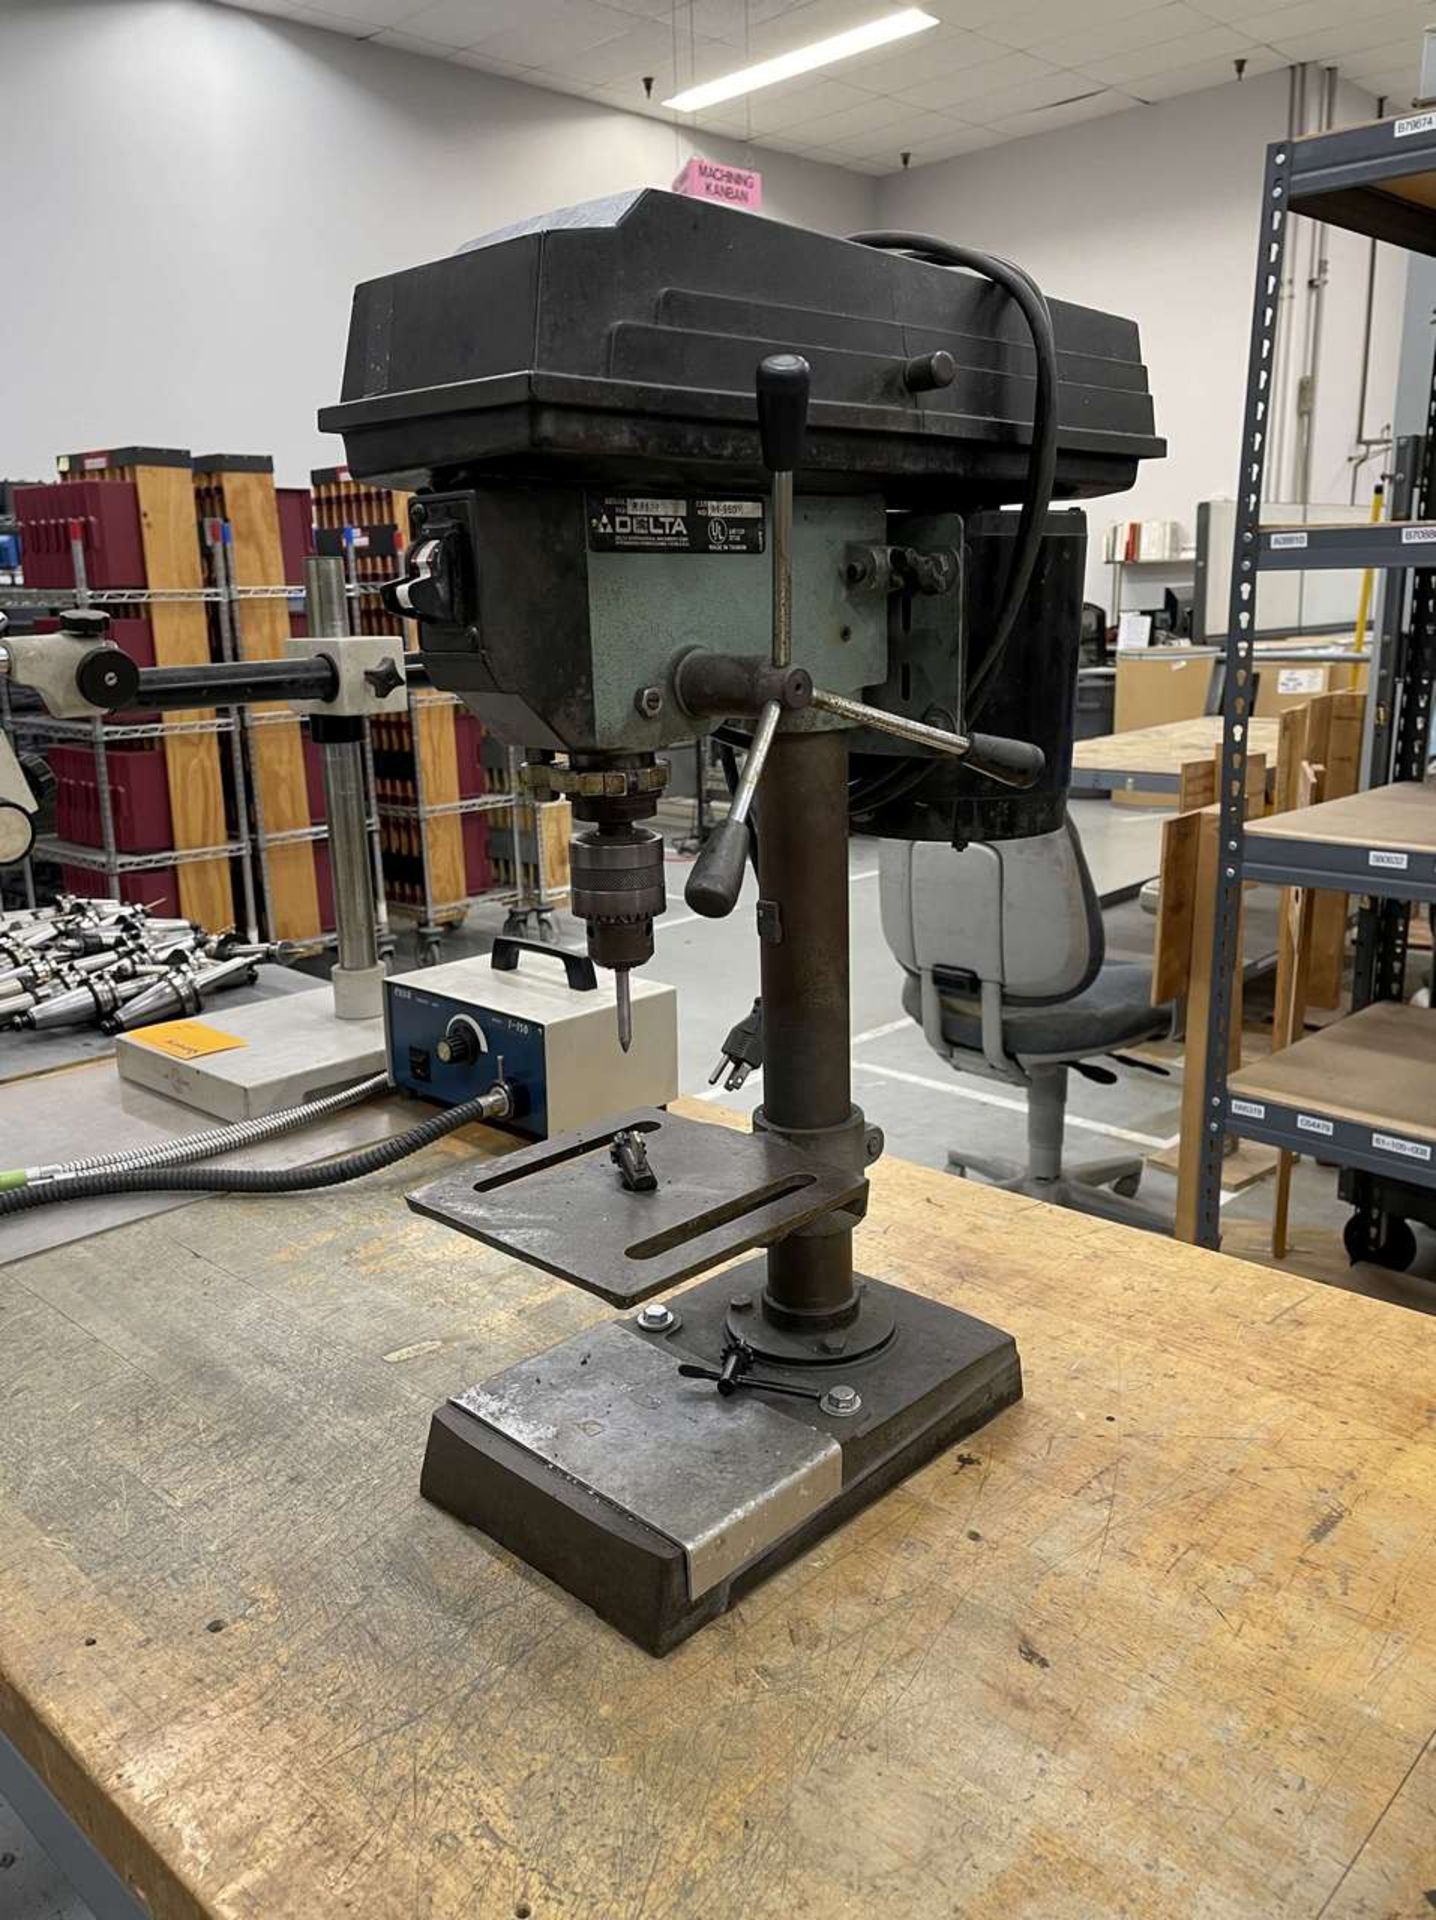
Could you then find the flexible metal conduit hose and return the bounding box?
[15,1071,392,1187]
[0,1084,512,1217]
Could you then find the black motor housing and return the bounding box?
[852,510,1086,845]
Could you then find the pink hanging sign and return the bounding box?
[672,156,763,210]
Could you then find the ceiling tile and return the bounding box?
[395,0,519,46]
[1078,22,1261,84]
[963,70,1106,121]
[369,23,459,50]
[841,26,1012,94]
[303,0,413,25]
[825,107,972,153]
[892,47,1060,110]
[1123,43,1285,98]
[736,73,884,131]
[1264,6,1432,64]
[776,90,919,139]
[985,84,1134,133]
[1341,37,1422,81]
[451,45,541,71]
[536,20,720,83]
[986,0,1174,53]
[1237,0,1379,38]
[1032,1,1221,69]
[467,0,637,65]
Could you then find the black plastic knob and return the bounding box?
[437,1017,482,1065]
[963,733,1046,789]
[756,354,811,475]
[75,645,140,712]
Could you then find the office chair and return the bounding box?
[879,815,1172,1232]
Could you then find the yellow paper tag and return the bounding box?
[128,1020,247,1061]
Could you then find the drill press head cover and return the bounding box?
[320,188,1162,968]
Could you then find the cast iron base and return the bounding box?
[421,1260,1022,1654]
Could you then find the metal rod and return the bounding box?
[207,523,260,945]
[727,700,781,824]
[771,471,793,669]
[320,737,379,978]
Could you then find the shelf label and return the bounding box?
[1369,848,1410,870]
[1372,1131,1432,1162]
[1230,1097,1266,1120]
[1277,667,1324,695]
[1401,525,1436,544]
[1296,1112,1334,1137]
[1395,111,1436,138]
[1269,531,1307,550]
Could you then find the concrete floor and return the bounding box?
[8,793,1433,1917]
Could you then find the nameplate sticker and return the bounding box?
[1402,525,1436,544]
[1369,848,1410,870]
[1296,1113,1334,1137]
[1372,1131,1432,1162]
[586,493,765,555]
[128,1020,246,1060]
[1396,111,1436,138]
[1230,1097,1266,1120]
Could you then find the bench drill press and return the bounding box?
[320,189,1162,1652]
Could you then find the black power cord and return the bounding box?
[848,230,1059,724]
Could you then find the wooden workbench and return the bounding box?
[2,1100,1434,1918]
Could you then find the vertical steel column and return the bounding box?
[69,531,121,904]
[1195,136,1293,1248]
[206,522,260,944]
[306,555,382,1017]
[757,726,859,1322]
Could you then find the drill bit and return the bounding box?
[615,966,633,1053]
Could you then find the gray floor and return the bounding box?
[6,793,1432,1917]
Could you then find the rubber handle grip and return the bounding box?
[963,733,1046,789]
[490,934,597,992]
[756,354,811,474]
[684,817,749,919]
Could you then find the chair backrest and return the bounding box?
[879,814,1104,1006]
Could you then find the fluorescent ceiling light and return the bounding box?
[663,8,939,113]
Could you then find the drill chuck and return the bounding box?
[570,825,666,972]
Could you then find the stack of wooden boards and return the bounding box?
[14,451,569,941]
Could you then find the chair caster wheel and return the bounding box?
[1344,1213,1416,1273]
[1113,1171,1142,1199]
[945,1156,969,1179]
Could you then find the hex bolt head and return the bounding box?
[637,1302,676,1332]
[729,1293,753,1313]
[634,685,664,719]
[820,1384,862,1418]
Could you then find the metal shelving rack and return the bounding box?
[1,551,255,925]
[1197,115,1436,1256]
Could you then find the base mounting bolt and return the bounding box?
[820,1384,862,1418]
[637,1302,676,1332]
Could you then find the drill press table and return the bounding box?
[2,1099,1433,1918]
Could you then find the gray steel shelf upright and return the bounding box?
[1198,113,1436,1255]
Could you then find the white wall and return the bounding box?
[0,0,876,484]
[878,69,1407,612]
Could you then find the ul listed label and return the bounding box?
[586,494,765,555]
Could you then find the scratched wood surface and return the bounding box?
[1,1098,1434,1919]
